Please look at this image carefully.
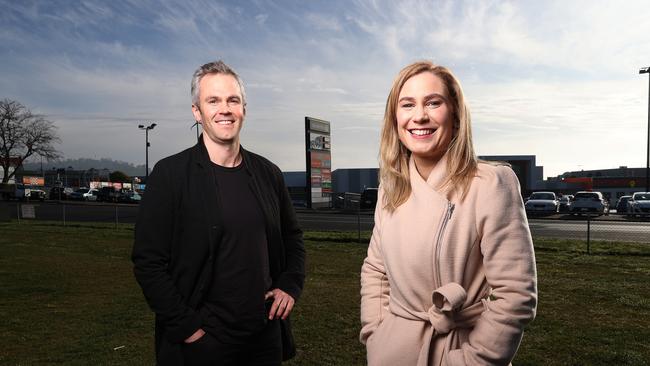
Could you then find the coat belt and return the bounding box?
[390,282,486,366]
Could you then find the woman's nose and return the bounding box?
[412,105,428,123]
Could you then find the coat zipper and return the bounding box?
[434,201,455,290]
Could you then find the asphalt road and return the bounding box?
[3,201,649,243]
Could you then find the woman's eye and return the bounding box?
[400,103,414,109]
[426,100,442,108]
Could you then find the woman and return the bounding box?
[360,61,537,366]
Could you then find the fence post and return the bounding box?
[357,205,361,243]
[17,202,20,224]
[62,203,66,227]
[586,214,591,255]
[115,204,119,230]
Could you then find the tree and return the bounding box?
[109,170,131,183]
[0,99,61,183]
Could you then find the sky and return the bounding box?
[2,0,650,178]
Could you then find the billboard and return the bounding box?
[22,176,45,186]
[305,117,332,208]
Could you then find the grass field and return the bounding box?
[1,221,649,365]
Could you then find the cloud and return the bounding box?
[255,13,269,25]
[305,13,342,31]
[3,0,650,178]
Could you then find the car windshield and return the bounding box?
[75,189,89,193]
[559,197,569,202]
[633,193,650,200]
[530,193,555,200]
[575,193,598,199]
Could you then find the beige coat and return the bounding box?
[360,157,537,366]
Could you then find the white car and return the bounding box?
[628,192,650,217]
[570,191,609,215]
[524,191,559,214]
[25,188,46,201]
[69,188,99,201]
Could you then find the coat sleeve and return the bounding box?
[447,166,538,366]
[359,187,391,345]
[274,168,306,301]
[132,161,202,344]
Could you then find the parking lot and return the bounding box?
[3,200,649,244]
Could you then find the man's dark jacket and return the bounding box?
[132,139,306,365]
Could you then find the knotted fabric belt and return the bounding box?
[390,283,486,366]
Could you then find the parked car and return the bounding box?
[26,188,46,201]
[118,190,142,204]
[69,188,99,201]
[524,191,559,215]
[49,186,73,200]
[570,191,609,215]
[0,183,26,200]
[97,186,121,202]
[615,195,632,215]
[558,196,572,212]
[360,188,378,210]
[628,192,650,217]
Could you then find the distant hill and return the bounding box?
[22,158,147,177]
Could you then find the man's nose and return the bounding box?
[216,101,232,114]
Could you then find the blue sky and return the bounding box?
[2,0,650,178]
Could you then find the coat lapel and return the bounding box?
[190,138,222,257]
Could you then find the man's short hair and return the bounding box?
[191,60,246,107]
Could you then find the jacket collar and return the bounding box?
[190,135,213,169]
[190,135,252,175]
[409,153,449,191]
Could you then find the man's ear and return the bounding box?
[191,104,202,123]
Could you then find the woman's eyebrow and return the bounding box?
[398,93,446,103]
[423,93,445,100]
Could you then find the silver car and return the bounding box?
[525,191,559,215]
[628,192,650,217]
[570,191,609,216]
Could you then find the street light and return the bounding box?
[639,67,650,192]
[138,123,157,183]
[191,120,201,143]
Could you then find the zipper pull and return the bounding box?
[448,202,455,220]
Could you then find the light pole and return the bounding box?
[138,123,157,183]
[191,121,201,143]
[640,67,650,192]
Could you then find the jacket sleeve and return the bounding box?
[447,166,538,366]
[132,161,202,344]
[359,187,391,345]
[274,168,306,301]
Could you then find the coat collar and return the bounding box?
[190,135,252,175]
[409,153,450,196]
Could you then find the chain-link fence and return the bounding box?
[2,201,649,249]
[526,211,650,254]
[1,201,139,228]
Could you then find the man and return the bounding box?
[133,60,305,366]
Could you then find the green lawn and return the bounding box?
[1,222,649,365]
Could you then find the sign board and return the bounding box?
[22,176,45,186]
[21,204,36,219]
[305,117,332,208]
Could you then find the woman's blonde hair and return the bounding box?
[379,61,478,212]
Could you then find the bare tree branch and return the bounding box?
[0,98,62,183]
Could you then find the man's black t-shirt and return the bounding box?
[200,160,272,344]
